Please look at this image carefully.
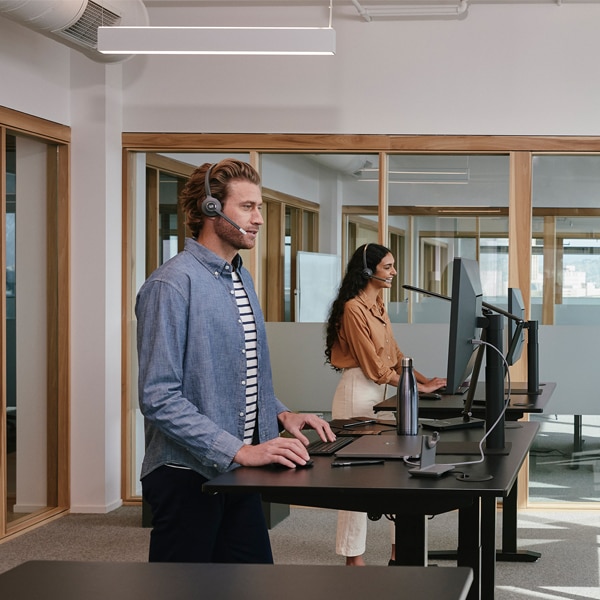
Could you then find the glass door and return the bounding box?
[1,117,69,538]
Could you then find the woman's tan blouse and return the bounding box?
[330,293,404,385]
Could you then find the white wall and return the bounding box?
[0,18,71,123]
[121,3,600,135]
[2,2,600,512]
[68,53,124,513]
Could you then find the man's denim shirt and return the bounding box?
[135,238,289,481]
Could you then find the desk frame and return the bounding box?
[204,422,538,600]
[374,381,555,563]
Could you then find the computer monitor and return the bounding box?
[506,288,525,366]
[445,258,484,394]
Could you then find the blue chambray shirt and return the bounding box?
[135,237,289,481]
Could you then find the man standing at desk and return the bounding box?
[136,158,334,564]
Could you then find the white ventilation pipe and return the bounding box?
[0,0,149,63]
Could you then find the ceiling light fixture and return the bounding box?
[358,167,470,184]
[351,0,468,21]
[97,2,335,56]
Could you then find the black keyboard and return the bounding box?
[307,437,354,456]
[438,382,470,396]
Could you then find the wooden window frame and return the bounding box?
[0,106,70,540]
[122,135,600,509]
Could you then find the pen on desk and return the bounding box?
[342,419,377,429]
[331,460,385,467]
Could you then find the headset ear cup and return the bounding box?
[361,244,372,279]
[202,196,222,217]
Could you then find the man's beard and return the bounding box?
[214,217,254,250]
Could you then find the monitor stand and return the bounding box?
[408,434,456,478]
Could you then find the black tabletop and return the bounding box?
[204,422,539,516]
[0,561,474,600]
[374,382,555,420]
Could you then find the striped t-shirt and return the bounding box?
[232,270,258,443]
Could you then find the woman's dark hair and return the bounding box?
[179,158,261,239]
[324,243,391,369]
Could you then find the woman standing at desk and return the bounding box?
[325,243,445,566]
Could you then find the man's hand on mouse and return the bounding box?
[233,437,312,469]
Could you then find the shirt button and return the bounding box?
[230,290,234,295]
[241,380,246,386]
[239,411,244,417]
[242,349,246,354]
[225,265,230,270]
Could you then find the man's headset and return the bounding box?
[200,164,247,235]
[361,243,389,283]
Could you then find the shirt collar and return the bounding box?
[184,237,243,274]
[357,291,385,316]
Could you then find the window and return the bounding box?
[1,109,70,538]
[122,135,600,510]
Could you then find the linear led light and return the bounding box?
[358,167,470,184]
[436,208,501,212]
[360,168,469,176]
[97,26,336,55]
[351,0,468,21]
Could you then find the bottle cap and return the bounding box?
[402,356,413,367]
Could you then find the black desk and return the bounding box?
[374,381,555,563]
[373,381,555,421]
[0,561,473,600]
[204,422,538,600]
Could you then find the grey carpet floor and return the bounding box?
[0,506,599,600]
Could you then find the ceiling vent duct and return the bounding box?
[0,0,149,63]
[307,154,374,177]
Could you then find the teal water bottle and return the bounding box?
[397,356,418,435]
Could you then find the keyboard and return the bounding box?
[307,437,355,456]
[420,416,484,431]
[438,382,470,396]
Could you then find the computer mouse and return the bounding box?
[269,459,314,470]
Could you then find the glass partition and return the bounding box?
[386,154,510,323]
[529,154,600,506]
[121,136,600,510]
[2,124,69,536]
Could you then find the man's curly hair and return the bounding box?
[179,158,261,239]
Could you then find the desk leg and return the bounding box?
[497,481,540,562]
[457,500,481,600]
[480,497,497,600]
[570,415,583,470]
[430,481,542,563]
[392,515,428,566]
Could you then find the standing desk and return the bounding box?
[204,421,539,600]
[0,561,473,600]
[373,381,554,563]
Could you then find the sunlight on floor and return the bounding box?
[498,587,600,599]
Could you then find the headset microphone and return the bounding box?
[201,164,247,235]
[362,244,391,284]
